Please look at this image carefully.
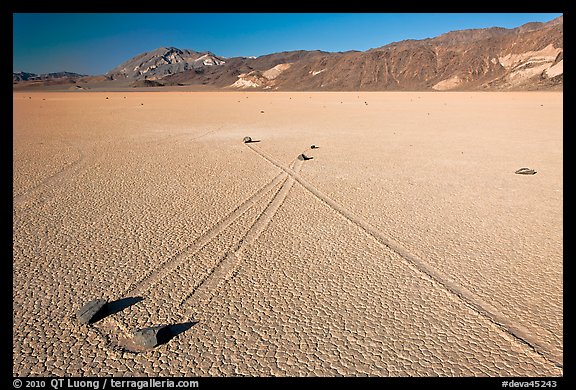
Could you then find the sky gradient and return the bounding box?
[13,13,563,75]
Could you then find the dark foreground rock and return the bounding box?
[133,325,171,348]
[76,299,107,324]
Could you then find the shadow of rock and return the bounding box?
[161,321,198,345]
[134,321,198,349]
[91,296,144,323]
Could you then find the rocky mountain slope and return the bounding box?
[14,16,562,91]
[158,15,563,91]
[106,47,226,80]
[220,15,563,91]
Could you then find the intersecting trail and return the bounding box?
[179,157,304,319]
[90,140,559,368]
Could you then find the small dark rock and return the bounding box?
[106,97,109,99]
[77,299,107,324]
[260,110,265,113]
[310,145,319,149]
[243,136,252,143]
[298,154,313,161]
[133,325,170,348]
[515,168,537,175]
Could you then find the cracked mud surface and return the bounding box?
[13,91,562,376]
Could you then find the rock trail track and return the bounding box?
[13,92,562,376]
[92,151,305,353]
[81,140,561,370]
[180,157,303,317]
[13,121,218,212]
[13,140,88,210]
[245,143,563,368]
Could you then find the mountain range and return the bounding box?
[13,71,86,82]
[13,15,563,91]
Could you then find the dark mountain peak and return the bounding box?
[106,46,226,80]
[154,46,189,56]
[13,71,38,81]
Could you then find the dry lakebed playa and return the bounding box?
[13,91,562,376]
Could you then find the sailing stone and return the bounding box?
[76,299,107,324]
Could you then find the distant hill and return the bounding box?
[13,71,38,82]
[13,71,87,82]
[13,15,562,91]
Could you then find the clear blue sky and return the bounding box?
[13,13,563,75]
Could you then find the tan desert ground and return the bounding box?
[13,90,562,376]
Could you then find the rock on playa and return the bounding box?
[133,325,170,348]
[515,167,537,175]
[76,299,107,325]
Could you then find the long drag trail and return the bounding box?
[94,153,304,354]
[246,142,563,368]
[13,128,219,211]
[180,157,304,318]
[123,171,288,297]
[13,141,87,210]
